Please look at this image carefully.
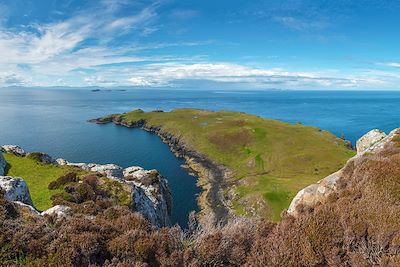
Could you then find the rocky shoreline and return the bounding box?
[89,116,234,225]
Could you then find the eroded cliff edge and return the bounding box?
[90,115,232,225]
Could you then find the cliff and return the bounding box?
[0,145,172,228]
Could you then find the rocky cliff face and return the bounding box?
[288,128,400,215]
[0,153,6,176]
[56,158,172,227]
[125,167,172,227]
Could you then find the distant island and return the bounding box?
[91,89,127,92]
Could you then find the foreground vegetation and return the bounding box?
[3,154,130,212]
[99,109,355,220]
[1,131,400,266]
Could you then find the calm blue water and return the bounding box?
[1,88,400,225]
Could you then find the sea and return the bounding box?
[1,88,400,226]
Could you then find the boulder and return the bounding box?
[1,145,26,156]
[41,205,73,218]
[0,176,33,206]
[356,129,387,154]
[287,170,342,215]
[90,164,123,180]
[0,153,6,176]
[56,158,68,165]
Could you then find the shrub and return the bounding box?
[48,172,78,190]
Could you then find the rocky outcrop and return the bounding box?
[0,176,33,206]
[57,159,124,180]
[1,145,26,156]
[57,159,172,227]
[288,128,400,216]
[125,166,172,227]
[356,129,387,154]
[41,205,73,218]
[0,153,6,176]
[27,152,55,164]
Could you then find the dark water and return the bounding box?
[1,88,400,225]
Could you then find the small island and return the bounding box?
[91,108,355,222]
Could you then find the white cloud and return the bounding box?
[384,62,400,68]
[123,63,393,89]
[273,16,330,31]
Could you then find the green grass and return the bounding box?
[3,154,70,211]
[101,108,356,220]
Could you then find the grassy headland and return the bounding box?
[94,108,355,220]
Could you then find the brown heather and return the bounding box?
[1,138,400,266]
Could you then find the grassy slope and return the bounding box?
[4,154,69,211]
[112,108,355,220]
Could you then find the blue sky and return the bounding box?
[0,0,399,89]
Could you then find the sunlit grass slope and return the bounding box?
[105,108,356,220]
[4,154,69,211]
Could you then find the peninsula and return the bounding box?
[91,108,355,222]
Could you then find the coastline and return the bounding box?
[89,116,233,225]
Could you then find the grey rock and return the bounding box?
[124,166,172,227]
[0,176,33,206]
[0,153,6,176]
[90,164,123,180]
[1,145,26,156]
[41,205,73,218]
[56,158,68,165]
[129,171,172,227]
[356,129,387,155]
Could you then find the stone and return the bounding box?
[356,129,387,154]
[56,158,68,165]
[287,170,342,215]
[41,205,73,218]
[1,145,26,156]
[0,153,6,176]
[90,164,123,180]
[13,201,40,215]
[0,176,33,206]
